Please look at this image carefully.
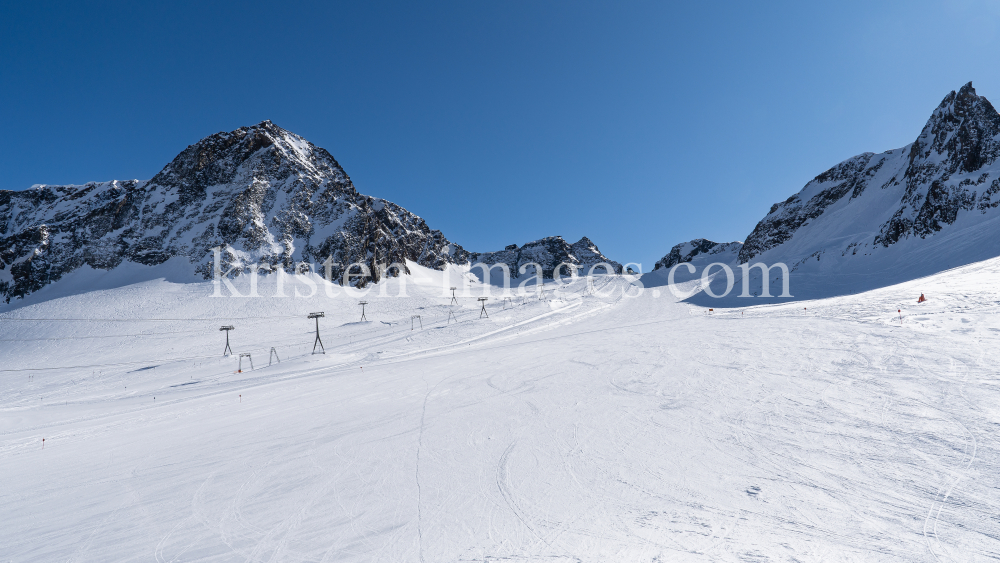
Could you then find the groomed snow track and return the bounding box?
[2,262,1000,562]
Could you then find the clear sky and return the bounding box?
[2,1,999,268]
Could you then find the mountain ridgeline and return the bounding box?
[0,122,616,303]
[651,82,1000,303]
[5,82,1000,305]
[739,82,1000,263]
[469,236,621,280]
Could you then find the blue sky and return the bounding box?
[2,1,999,268]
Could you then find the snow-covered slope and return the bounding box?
[0,121,468,304]
[3,258,1000,560]
[678,82,1000,306]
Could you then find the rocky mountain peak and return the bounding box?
[0,123,468,303]
[732,82,1000,297]
[150,120,350,200]
[470,235,620,279]
[907,81,1000,180]
[654,238,742,271]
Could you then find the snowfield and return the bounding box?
[2,261,1000,562]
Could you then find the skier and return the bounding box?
[917,293,926,303]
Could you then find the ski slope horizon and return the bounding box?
[2,258,999,561]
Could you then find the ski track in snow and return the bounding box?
[3,262,1000,561]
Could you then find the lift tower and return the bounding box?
[308,312,325,354]
[220,325,234,356]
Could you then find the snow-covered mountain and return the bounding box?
[0,121,469,303]
[641,238,742,288]
[652,238,742,271]
[469,236,621,279]
[9,82,996,307]
[665,83,1000,305]
[741,82,1000,265]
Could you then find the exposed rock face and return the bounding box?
[469,236,621,278]
[0,121,468,303]
[739,82,1000,264]
[653,239,742,271]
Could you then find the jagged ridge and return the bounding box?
[469,236,621,278]
[0,121,468,302]
[653,239,742,271]
[739,82,1000,264]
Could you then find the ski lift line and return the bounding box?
[234,291,613,381]
[337,301,492,341]
[2,280,633,372]
[327,302,478,342]
[377,300,587,360]
[1,301,601,371]
[309,306,495,355]
[0,277,619,326]
[341,278,625,344]
[233,304,581,397]
[0,308,454,342]
[262,301,539,354]
[4,293,628,415]
[374,286,624,362]
[291,297,619,379]
[0,309,442,344]
[195,303,596,395]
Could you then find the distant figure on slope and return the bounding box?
[917,293,926,303]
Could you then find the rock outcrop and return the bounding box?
[470,236,620,278]
[653,239,742,271]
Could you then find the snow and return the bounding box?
[711,84,1000,306]
[2,259,1000,561]
[683,207,1000,308]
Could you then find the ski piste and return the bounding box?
[3,259,999,561]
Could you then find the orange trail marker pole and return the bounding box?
[42,438,45,449]
[898,309,902,324]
